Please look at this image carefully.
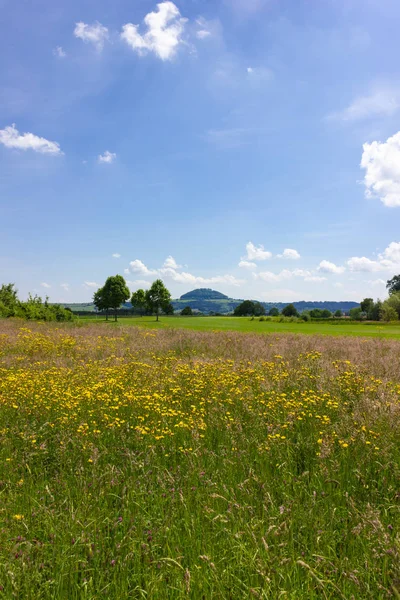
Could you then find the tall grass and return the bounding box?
[0,321,399,598]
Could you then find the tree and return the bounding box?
[370,299,382,321]
[383,292,400,319]
[145,279,172,322]
[282,304,298,317]
[269,307,280,317]
[234,300,255,316]
[253,302,266,317]
[93,287,110,320]
[380,304,398,322]
[181,306,193,316]
[386,275,400,296]
[349,307,362,321]
[102,275,130,322]
[360,298,375,318]
[334,310,342,318]
[131,289,146,316]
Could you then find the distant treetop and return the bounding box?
[180,288,229,301]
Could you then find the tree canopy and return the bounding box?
[281,304,299,317]
[234,300,265,317]
[145,280,172,321]
[94,275,130,321]
[386,275,400,296]
[131,289,147,316]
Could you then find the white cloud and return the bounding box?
[0,124,63,155]
[74,21,109,51]
[121,2,187,61]
[98,151,116,164]
[329,89,400,121]
[243,242,272,261]
[160,267,244,286]
[255,269,311,283]
[347,256,381,272]
[304,276,327,283]
[112,253,121,258]
[163,255,181,269]
[361,131,400,208]
[124,268,130,275]
[379,241,400,266]
[54,46,66,58]
[127,279,151,289]
[129,259,157,276]
[196,18,212,39]
[238,260,257,269]
[84,281,99,288]
[41,282,51,289]
[317,260,345,274]
[60,283,69,291]
[334,282,343,288]
[277,248,301,260]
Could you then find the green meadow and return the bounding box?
[80,315,400,339]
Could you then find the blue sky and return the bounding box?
[1,0,400,303]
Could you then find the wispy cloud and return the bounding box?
[328,88,400,121]
[74,21,109,51]
[112,253,121,258]
[53,46,67,58]
[41,282,51,289]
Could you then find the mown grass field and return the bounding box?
[81,314,400,339]
[0,320,399,598]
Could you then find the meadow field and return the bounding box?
[0,320,399,598]
[81,314,400,339]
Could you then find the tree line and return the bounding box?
[0,284,74,321]
[93,276,173,321]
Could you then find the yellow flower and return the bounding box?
[13,514,24,521]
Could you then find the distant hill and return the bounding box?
[180,288,229,301]
[61,289,360,315]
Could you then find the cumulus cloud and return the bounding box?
[163,255,182,269]
[112,253,121,258]
[238,260,257,269]
[160,267,244,286]
[121,2,187,61]
[74,21,109,51]
[317,260,345,274]
[41,282,51,289]
[54,46,66,58]
[329,89,400,121]
[98,151,116,164]
[243,242,272,261]
[379,241,400,266]
[347,256,382,272]
[361,131,400,207]
[129,259,157,276]
[277,248,301,260]
[0,124,63,155]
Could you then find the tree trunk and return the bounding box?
[156,306,159,322]
[114,308,117,322]
[106,309,108,321]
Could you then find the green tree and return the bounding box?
[282,304,298,317]
[349,307,362,321]
[253,302,266,317]
[145,279,172,322]
[180,306,193,316]
[268,307,280,317]
[93,286,110,321]
[334,310,342,318]
[234,300,255,316]
[369,299,382,321]
[321,309,332,318]
[131,289,147,316]
[360,298,375,318]
[102,275,130,322]
[383,292,400,319]
[380,304,398,322]
[386,274,400,295]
